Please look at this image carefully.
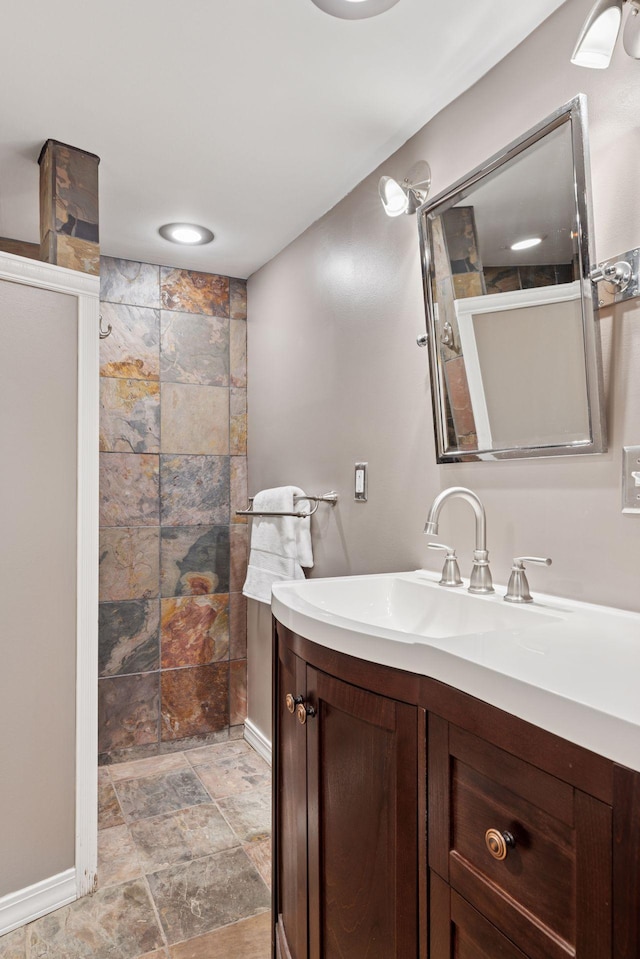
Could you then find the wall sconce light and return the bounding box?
[571,0,640,68]
[379,161,431,217]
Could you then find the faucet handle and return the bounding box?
[514,556,552,567]
[505,556,552,604]
[427,543,463,588]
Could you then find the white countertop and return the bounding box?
[272,570,640,772]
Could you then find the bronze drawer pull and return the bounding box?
[485,828,516,861]
[296,702,316,725]
[285,693,303,714]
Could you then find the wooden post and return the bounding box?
[38,139,100,275]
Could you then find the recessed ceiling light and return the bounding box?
[510,236,543,251]
[310,0,401,20]
[158,223,214,245]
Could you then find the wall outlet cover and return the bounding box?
[622,446,640,513]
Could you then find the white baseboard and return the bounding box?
[0,868,76,936]
[244,718,272,766]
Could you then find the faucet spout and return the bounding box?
[425,486,487,551]
[424,487,493,594]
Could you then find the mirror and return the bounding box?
[418,95,606,463]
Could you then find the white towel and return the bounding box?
[242,486,314,604]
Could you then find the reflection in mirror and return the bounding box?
[418,95,606,462]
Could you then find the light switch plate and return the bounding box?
[354,462,368,502]
[622,446,640,513]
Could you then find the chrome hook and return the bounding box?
[99,314,112,339]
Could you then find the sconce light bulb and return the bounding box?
[379,176,409,217]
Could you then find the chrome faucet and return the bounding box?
[424,487,494,594]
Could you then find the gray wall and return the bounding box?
[246,0,640,739]
[0,280,77,895]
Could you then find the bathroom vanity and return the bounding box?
[270,572,640,959]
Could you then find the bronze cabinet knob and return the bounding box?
[285,693,303,714]
[485,828,516,861]
[296,702,316,725]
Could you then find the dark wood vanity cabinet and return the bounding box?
[273,621,640,959]
[274,628,420,959]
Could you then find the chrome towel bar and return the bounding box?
[236,491,338,518]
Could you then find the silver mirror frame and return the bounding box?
[417,94,607,463]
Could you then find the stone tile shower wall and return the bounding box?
[98,257,248,763]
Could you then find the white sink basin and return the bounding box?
[271,570,640,772]
[277,571,561,640]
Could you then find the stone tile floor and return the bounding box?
[0,739,272,959]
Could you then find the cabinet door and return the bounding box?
[276,642,308,959]
[306,667,418,959]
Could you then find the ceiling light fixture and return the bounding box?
[510,236,543,251]
[379,161,431,217]
[310,0,401,20]
[158,223,214,245]
[571,0,640,68]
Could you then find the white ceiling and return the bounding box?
[0,0,567,279]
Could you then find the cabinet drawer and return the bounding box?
[429,718,612,959]
[431,873,529,959]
